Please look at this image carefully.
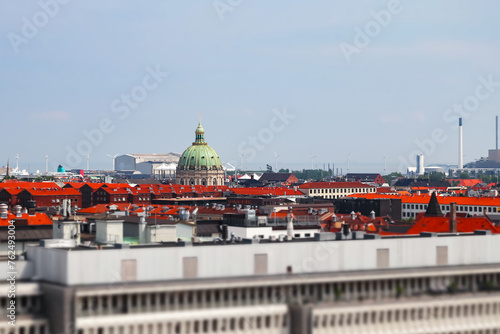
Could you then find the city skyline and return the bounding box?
[1,1,500,173]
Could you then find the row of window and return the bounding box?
[0,324,47,334]
[77,273,500,316]
[0,295,41,316]
[79,314,287,334]
[314,301,500,328]
[51,198,79,203]
[310,188,374,194]
[403,203,499,213]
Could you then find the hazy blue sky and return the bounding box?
[1,1,500,174]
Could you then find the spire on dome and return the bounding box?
[194,120,206,144]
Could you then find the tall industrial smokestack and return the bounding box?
[496,116,498,150]
[458,118,463,169]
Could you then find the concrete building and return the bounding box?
[416,154,424,176]
[153,163,177,180]
[1,231,500,334]
[115,153,180,175]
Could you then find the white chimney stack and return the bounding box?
[286,208,294,239]
[458,118,463,169]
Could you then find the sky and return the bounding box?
[1,0,500,174]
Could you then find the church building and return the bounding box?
[175,122,225,186]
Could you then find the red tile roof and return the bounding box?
[230,187,302,196]
[407,216,499,234]
[445,179,483,187]
[25,188,81,196]
[0,212,53,226]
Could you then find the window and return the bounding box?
[203,320,209,332]
[212,320,218,331]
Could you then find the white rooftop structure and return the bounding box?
[115,153,180,172]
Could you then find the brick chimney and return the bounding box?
[449,202,457,233]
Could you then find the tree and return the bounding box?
[428,172,445,182]
[459,172,471,179]
[383,172,403,185]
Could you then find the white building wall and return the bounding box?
[52,221,80,241]
[22,234,500,286]
[175,223,194,240]
[147,225,177,243]
[96,221,124,244]
[304,187,376,199]
[228,226,320,239]
[115,155,136,171]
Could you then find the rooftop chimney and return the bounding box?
[14,205,22,218]
[0,203,8,219]
[449,202,457,233]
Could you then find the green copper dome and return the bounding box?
[178,122,223,171]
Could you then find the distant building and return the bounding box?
[175,122,225,186]
[153,162,177,180]
[349,192,500,220]
[115,153,180,175]
[334,197,402,221]
[345,173,385,184]
[299,182,376,199]
[258,172,298,185]
[393,178,451,190]
[416,154,424,175]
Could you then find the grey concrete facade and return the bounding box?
[1,233,500,334]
